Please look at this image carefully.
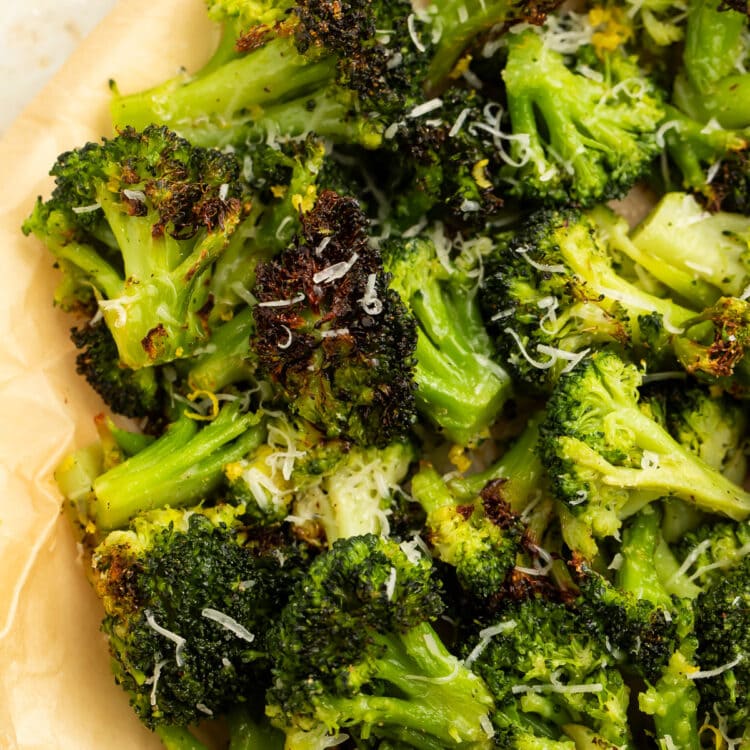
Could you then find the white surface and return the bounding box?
[0,0,118,133]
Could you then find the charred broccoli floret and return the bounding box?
[93,503,305,729]
[251,190,417,447]
[22,126,246,369]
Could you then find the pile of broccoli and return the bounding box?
[22,0,750,747]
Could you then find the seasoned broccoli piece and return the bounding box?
[642,383,748,484]
[410,416,546,599]
[628,192,750,305]
[225,411,415,542]
[93,502,305,729]
[71,321,164,419]
[500,27,664,205]
[539,351,750,543]
[661,109,750,214]
[57,402,266,530]
[411,467,525,601]
[672,296,750,398]
[382,232,512,445]
[481,208,694,392]
[22,126,246,369]
[267,534,495,750]
[693,555,750,734]
[467,597,633,748]
[251,190,417,447]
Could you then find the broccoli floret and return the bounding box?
[70,320,164,420]
[642,382,748,484]
[661,108,750,214]
[672,296,750,398]
[382,232,512,445]
[267,534,495,750]
[500,27,664,205]
[693,555,750,733]
[481,208,694,392]
[466,597,633,748]
[411,466,525,601]
[57,402,266,530]
[92,503,305,729]
[251,190,417,447]
[539,351,750,543]
[628,192,750,305]
[22,126,247,369]
[225,412,415,542]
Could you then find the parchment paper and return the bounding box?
[0,2,218,746]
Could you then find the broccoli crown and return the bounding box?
[481,208,690,392]
[501,27,664,205]
[252,190,417,447]
[673,296,750,398]
[693,555,750,729]
[382,232,511,444]
[539,351,750,543]
[93,505,303,728]
[467,597,632,747]
[71,321,163,420]
[642,383,748,483]
[22,126,246,369]
[411,466,525,600]
[570,558,678,681]
[268,534,495,749]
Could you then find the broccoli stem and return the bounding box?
[316,622,494,749]
[155,726,209,750]
[561,406,750,521]
[617,508,674,609]
[187,307,258,392]
[673,73,750,130]
[111,38,337,133]
[411,282,512,445]
[91,405,265,529]
[448,415,543,508]
[227,708,285,750]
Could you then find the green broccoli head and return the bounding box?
[693,555,750,732]
[70,321,163,420]
[251,190,417,447]
[481,208,691,392]
[539,351,750,544]
[467,597,632,748]
[501,27,664,205]
[92,504,305,728]
[267,534,495,750]
[22,126,246,369]
[411,466,525,600]
[673,296,750,398]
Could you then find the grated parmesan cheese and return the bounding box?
[144,609,187,666]
[202,608,255,642]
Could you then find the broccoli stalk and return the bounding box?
[267,535,495,749]
[383,235,512,444]
[69,402,265,529]
[539,351,750,542]
[626,193,750,305]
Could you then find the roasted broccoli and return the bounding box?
[251,190,417,446]
[23,126,247,369]
[93,502,305,729]
[267,534,496,749]
[539,351,750,542]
